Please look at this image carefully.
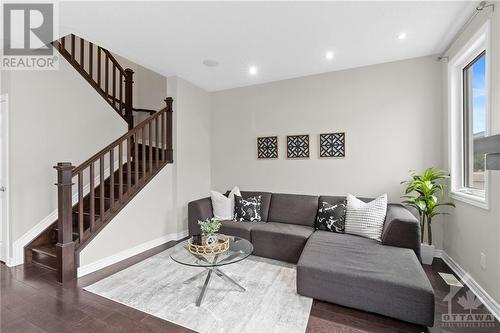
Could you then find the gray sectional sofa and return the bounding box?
[188,191,435,327]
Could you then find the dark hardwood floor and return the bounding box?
[1,242,498,333]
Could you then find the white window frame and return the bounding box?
[448,21,491,210]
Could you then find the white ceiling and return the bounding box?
[60,1,475,92]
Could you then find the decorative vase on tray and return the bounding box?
[198,217,222,246]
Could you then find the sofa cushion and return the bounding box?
[251,222,314,263]
[226,191,272,222]
[268,193,319,226]
[297,231,434,326]
[219,220,255,241]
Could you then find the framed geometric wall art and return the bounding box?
[319,132,345,158]
[257,136,279,159]
[287,134,310,159]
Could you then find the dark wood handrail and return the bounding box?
[106,95,156,115]
[54,97,173,284]
[134,108,156,115]
[101,48,125,75]
[53,34,135,129]
[72,105,167,175]
[48,33,172,284]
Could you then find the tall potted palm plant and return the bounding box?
[401,168,455,264]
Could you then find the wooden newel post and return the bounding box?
[124,68,135,130]
[165,97,174,163]
[54,162,76,284]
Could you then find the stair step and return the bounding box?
[72,210,101,219]
[30,244,57,271]
[31,244,56,257]
[113,170,145,182]
[82,196,113,211]
[31,260,57,272]
[104,179,137,194]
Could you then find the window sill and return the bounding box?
[450,190,489,210]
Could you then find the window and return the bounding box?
[463,52,486,191]
[449,21,490,209]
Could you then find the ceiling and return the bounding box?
[59,1,475,92]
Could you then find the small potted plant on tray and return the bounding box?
[198,217,222,246]
[401,168,455,265]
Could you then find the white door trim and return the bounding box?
[0,94,11,265]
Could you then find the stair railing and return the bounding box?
[52,34,135,129]
[54,97,173,283]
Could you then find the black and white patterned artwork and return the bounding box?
[257,136,278,159]
[287,135,310,159]
[319,132,345,158]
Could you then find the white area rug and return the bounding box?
[84,243,313,333]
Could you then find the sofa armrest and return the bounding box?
[188,197,213,236]
[381,204,421,260]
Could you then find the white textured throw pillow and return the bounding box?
[344,194,387,241]
[210,186,241,220]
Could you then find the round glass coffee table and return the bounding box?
[170,235,254,306]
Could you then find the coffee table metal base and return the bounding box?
[183,268,246,306]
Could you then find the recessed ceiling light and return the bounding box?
[398,33,407,40]
[202,59,219,67]
[325,51,334,60]
[248,66,258,76]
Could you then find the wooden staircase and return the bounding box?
[52,34,156,129]
[24,34,174,284]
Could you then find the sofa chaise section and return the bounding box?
[320,196,421,259]
[249,193,318,262]
[251,222,314,263]
[297,231,434,326]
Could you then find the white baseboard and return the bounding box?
[77,230,188,277]
[177,229,189,239]
[434,249,500,321]
[10,210,59,266]
[12,207,72,266]
[10,165,117,266]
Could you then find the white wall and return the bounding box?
[1,56,127,245]
[442,9,500,304]
[79,76,212,272]
[1,45,172,266]
[168,76,212,233]
[79,165,176,268]
[211,56,444,246]
[112,52,167,124]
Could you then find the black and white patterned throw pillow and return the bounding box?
[234,195,262,222]
[315,200,347,233]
